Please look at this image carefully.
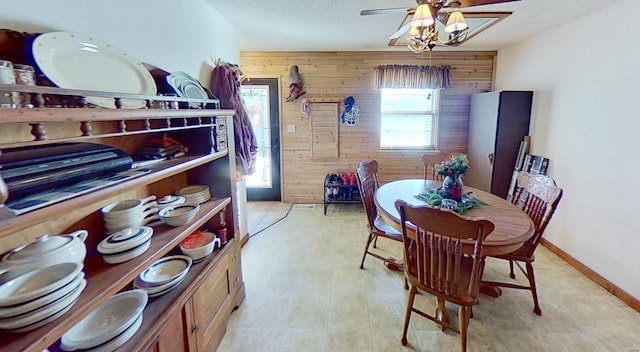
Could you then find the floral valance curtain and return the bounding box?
[374,65,451,89]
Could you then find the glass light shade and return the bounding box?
[411,4,434,27]
[445,11,468,33]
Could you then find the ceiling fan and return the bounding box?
[361,0,520,52]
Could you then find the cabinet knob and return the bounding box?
[232,254,237,261]
[234,278,239,287]
[191,324,200,333]
[488,153,494,165]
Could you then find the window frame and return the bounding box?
[379,88,440,151]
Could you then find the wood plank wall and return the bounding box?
[240,51,496,203]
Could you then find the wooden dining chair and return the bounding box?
[395,200,494,352]
[482,171,563,315]
[356,160,404,271]
[421,153,448,181]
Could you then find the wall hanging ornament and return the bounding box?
[301,98,311,118]
[341,96,360,126]
[286,65,306,102]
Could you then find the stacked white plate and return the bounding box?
[0,263,85,332]
[97,227,154,264]
[61,289,147,352]
[102,196,160,234]
[175,185,210,204]
[133,255,192,298]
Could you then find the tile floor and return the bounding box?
[246,201,293,237]
[218,203,640,352]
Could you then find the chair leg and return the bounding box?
[509,260,516,279]
[458,306,470,352]
[525,262,542,315]
[359,233,375,269]
[404,275,409,290]
[401,285,416,346]
[373,236,379,248]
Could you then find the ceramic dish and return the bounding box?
[0,272,85,318]
[0,262,83,307]
[158,204,199,227]
[179,232,220,261]
[97,227,153,255]
[166,71,208,108]
[175,185,209,197]
[60,289,147,351]
[101,239,151,265]
[32,32,157,109]
[139,255,191,286]
[9,296,80,333]
[0,278,85,331]
[156,195,186,209]
[0,230,87,273]
[66,313,143,352]
[133,270,187,295]
[146,278,185,298]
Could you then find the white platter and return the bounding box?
[69,313,143,352]
[139,255,191,285]
[0,272,84,318]
[0,278,85,331]
[32,32,157,109]
[0,262,83,307]
[61,289,147,351]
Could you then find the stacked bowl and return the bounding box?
[175,185,210,204]
[97,227,154,264]
[102,196,160,234]
[158,203,200,227]
[0,262,86,332]
[133,255,192,297]
[61,289,147,351]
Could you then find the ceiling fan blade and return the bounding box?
[388,22,413,40]
[360,7,412,16]
[455,0,520,7]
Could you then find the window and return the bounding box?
[380,88,439,149]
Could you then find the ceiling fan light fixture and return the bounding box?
[444,11,468,33]
[411,4,434,27]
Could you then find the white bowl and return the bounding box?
[0,262,83,307]
[139,255,191,286]
[98,227,153,255]
[179,232,220,261]
[158,204,199,227]
[0,278,85,331]
[133,270,188,295]
[60,289,147,351]
[0,272,85,318]
[101,239,151,265]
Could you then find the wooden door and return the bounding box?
[466,92,499,192]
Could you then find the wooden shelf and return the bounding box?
[0,151,228,238]
[0,108,234,124]
[0,198,231,352]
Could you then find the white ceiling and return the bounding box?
[206,0,626,51]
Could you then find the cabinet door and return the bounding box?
[466,92,500,192]
[188,254,231,351]
[156,311,189,352]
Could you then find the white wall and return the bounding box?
[0,0,239,86]
[494,0,640,299]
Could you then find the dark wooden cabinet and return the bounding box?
[0,84,244,352]
[465,91,533,199]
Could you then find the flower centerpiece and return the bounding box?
[435,154,469,201]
